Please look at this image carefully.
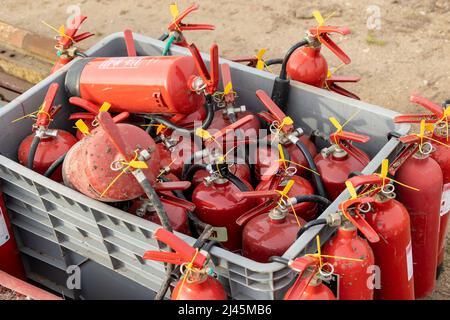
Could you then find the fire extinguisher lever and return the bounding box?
[167,4,215,33]
[256,89,294,134]
[143,228,207,268]
[325,76,361,100]
[394,94,445,124]
[308,26,351,65]
[283,255,320,300]
[188,43,219,95]
[347,174,385,188]
[58,15,94,50]
[328,130,371,165]
[35,83,59,128]
[339,197,380,243]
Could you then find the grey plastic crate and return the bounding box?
[0,32,409,300]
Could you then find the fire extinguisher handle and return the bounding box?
[319,33,351,65]
[284,256,319,300]
[59,16,93,49]
[167,4,215,32]
[154,181,191,192]
[123,29,137,57]
[208,114,255,143]
[326,82,360,100]
[255,90,294,133]
[69,113,96,121]
[221,63,235,104]
[346,174,385,188]
[69,97,101,114]
[159,195,196,212]
[398,134,421,144]
[394,114,437,124]
[339,197,380,243]
[36,83,59,127]
[144,228,207,268]
[326,76,360,83]
[330,131,370,144]
[229,56,258,67]
[112,112,130,123]
[310,26,351,37]
[410,94,444,118]
[188,43,219,95]
[97,112,132,160]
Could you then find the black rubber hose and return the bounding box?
[228,112,238,124]
[224,171,250,192]
[75,51,88,58]
[293,195,331,208]
[280,39,309,80]
[294,140,328,199]
[144,100,214,135]
[296,218,328,239]
[27,135,41,170]
[182,164,208,182]
[44,152,67,178]
[265,58,283,66]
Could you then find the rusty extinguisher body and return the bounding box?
[322,223,374,300]
[0,186,26,280]
[392,148,443,298]
[192,180,255,251]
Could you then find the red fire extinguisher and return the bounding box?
[68,97,130,140]
[312,196,379,300]
[143,228,227,300]
[394,94,450,274]
[49,15,94,74]
[281,255,336,300]
[388,130,443,298]
[0,185,26,280]
[65,41,219,118]
[314,122,370,200]
[190,115,257,251]
[208,63,261,133]
[18,83,78,182]
[235,180,330,263]
[346,172,415,300]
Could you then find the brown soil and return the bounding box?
[0,285,27,300]
[0,0,448,300]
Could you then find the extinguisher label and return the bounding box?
[406,241,413,281]
[440,183,450,216]
[0,207,10,246]
[98,57,146,70]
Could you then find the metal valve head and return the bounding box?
[188,43,219,95]
[57,15,94,50]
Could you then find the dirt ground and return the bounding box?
[0,0,449,299]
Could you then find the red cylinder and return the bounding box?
[65,56,205,115]
[242,211,305,263]
[192,180,255,251]
[322,224,374,300]
[365,198,415,300]
[0,188,26,280]
[395,154,443,298]
[256,175,317,221]
[18,131,77,182]
[429,134,450,268]
[286,47,328,88]
[172,273,227,300]
[284,278,336,300]
[314,147,369,200]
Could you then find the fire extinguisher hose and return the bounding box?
[162,34,176,56]
[44,152,67,178]
[182,163,208,182]
[26,135,41,169]
[294,140,328,199]
[224,171,250,192]
[145,100,215,135]
[296,218,328,239]
[279,39,309,80]
[265,58,283,66]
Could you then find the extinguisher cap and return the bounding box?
[65,58,93,97]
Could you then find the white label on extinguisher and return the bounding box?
[406,241,413,281]
[440,183,450,216]
[98,57,145,70]
[0,207,10,246]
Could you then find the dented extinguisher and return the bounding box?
[346,172,415,300]
[314,120,370,200]
[236,180,330,263]
[190,116,257,251]
[68,97,129,140]
[0,185,26,280]
[209,63,261,133]
[389,130,443,298]
[143,228,227,300]
[48,16,94,74]
[18,83,77,182]
[394,95,450,274]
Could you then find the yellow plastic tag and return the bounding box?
[345,181,357,199]
[99,102,111,113]
[256,48,267,70]
[224,82,233,95]
[329,117,343,132]
[169,3,179,19]
[280,179,295,197]
[58,25,65,36]
[195,128,212,140]
[380,159,388,179]
[278,144,286,162]
[129,160,148,169]
[156,124,166,135]
[280,117,294,127]
[327,69,332,78]
[75,119,90,136]
[312,10,325,26]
